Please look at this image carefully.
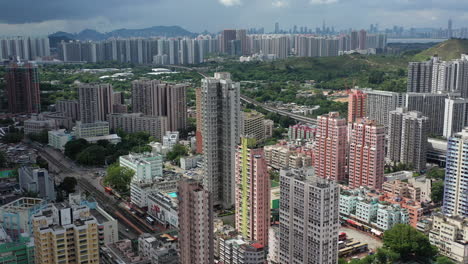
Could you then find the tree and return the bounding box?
[64,139,89,159]
[104,164,134,195]
[76,145,107,166]
[431,181,445,203]
[426,167,445,180]
[29,129,49,144]
[166,144,188,164]
[383,224,438,262]
[61,177,77,193]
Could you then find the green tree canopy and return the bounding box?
[64,139,89,159]
[431,181,445,203]
[104,164,134,195]
[61,177,78,193]
[166,144,188,164]
[76,145,107,166]
[29,129,49,144]
[383,224,438,262]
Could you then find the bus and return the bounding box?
[146,216,155,225]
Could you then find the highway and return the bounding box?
[32,144,159,237]
[169,66,316,124]
[240,95,317,125]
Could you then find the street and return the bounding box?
[340,226,383,251]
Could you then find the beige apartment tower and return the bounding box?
[78,83,114,123]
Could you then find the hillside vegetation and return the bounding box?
[212,54,411,92]
[415,38,468,61]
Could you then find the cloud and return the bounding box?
[219,0,242,6]
[272,0,289,7]
[310,0,338,4]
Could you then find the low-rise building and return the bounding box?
[138,233,178,264]
[429,214,468,264]
[267,225,279,264]
[339,188,414,231]
[264,145,312,169]
[0,227,34,263]
[180,155,202,170]
[101,239,150,264]
[0,197,47,239]
[241,111,266,142]
[263,119,274,138]
[147,190,178,229]
[18,166,55,201]
[427,138,447,167]
[48,129,73,151]
[74,121,109,138]
[382,180,421,202]
[215,225,267,264]
[108,113,167,141]
[24,114,57,135]
[83,134,121,144]
[120,152,163,184]
[288,124,316,140]
[162,131,179,149]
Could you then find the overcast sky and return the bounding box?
[0,0,466,36]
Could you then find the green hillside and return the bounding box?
[414,39,468,61]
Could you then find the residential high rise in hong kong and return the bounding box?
[5,62,41,114]
[235,137,270,246]
[78,83,114,123]
[178,179,214,264]
[279,168,340,264]
[314,112,347,182]
[349,118,386,189]
[131,80,187,131]
[201,72,240,208]
[388,108,429,172]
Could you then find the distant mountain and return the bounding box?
[415,38,468,61]
[48,26,196,42]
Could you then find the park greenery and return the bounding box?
[104,163,135,195]
[340,224,452,264]
[166,144,189,165]
[64,131,153,166]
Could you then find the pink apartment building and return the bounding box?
[348,89,367,124]
[349,118,386,189]
[313,112,348,182]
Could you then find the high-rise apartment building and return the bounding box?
[5,63,40,114]
[314,112,347,182]
[358,29,367,50]
[56,100,80,121]
[364,89,404,127]
[195,87,203,154]
[221,30,237,54]
[201,72,240,208]
[388,108,429,172]
[279,168,339,264]
[78,83,114,123]
[178,180,214,264]
[443,128,468,217]
[32,204,100,264]
[407,56,439,93]
[348,89,367,124]
[349,118,386,189]
[405,92,448,136]
[443,97,468,137]
[131,80,187,131]
[235,138,270,246]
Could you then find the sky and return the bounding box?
[0,0,466,36]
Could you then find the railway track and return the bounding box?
[36,147,155,235]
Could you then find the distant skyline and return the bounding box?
[0,0,465,36]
